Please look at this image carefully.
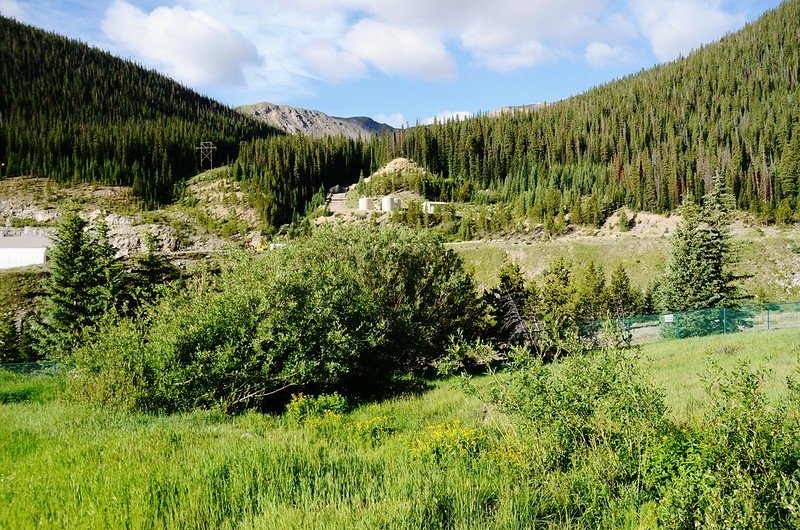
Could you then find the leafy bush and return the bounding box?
[487,345,800,528]
[285,393,349,423]
[649,363,800,529]
[69,225,482,412]
[488,347,668,526]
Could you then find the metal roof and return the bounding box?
[0,236,52,249]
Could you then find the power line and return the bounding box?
[195,141,217,170]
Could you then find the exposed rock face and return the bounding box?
[0,205,219,259]
[238,102,393,139]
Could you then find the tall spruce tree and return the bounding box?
[606,264,640,318]
[34,208,119,357]
[660,175,747,312]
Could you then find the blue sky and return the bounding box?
[0,0,783,126]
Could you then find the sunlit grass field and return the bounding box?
[454,229,800,303]
[1,328,798,529]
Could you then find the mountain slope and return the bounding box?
[239,102,393,139]
[229,1,800,231]
[0,16,279,205]
[388,0,800,219]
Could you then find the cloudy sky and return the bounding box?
[0,0,782,126]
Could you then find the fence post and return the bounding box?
[722,307,728,333]
[766,307,770,330]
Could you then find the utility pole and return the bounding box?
[196,141,217,170]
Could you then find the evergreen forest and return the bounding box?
[0,16,279,205]
[3,2,800,227]
[229,0,800,228]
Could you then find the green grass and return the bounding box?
[453,236,671,290]
[1,329,798,528]
[0,365,63,404]
[0,376,532,529]
[640,327,800,421]
[0,268,46,311]
[454,230,800,301]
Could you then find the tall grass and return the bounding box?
[0,376,538,529]
[453,231,800,301]
[640,328,800,420]
[1,329,799,528]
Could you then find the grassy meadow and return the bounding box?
[1,328,798,529]
[453,227,800,302]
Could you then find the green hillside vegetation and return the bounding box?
[2,329,799,528]
[455,226,800,302]
[227,0,800,231]
[0,16,279,205]
[389,0,800,218]
[4,1,800,232]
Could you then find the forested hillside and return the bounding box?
[231,0,800,228]
[0,16,278,205]
[393,0,800,220]
[3,0,799,228]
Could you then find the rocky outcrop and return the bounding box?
[238,102,393,140]
[0,205,221,259]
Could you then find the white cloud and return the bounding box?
[274,0,628,76]
[585,41,634,68]
[421,110,473,125]
[341,19,455,80]
[101,1,262,87]
[0,0,24,19]
[374,113,407,128]
[630,0,744,61]
[301,41,367,82]
[15,0,762,107]
[475,42,553,72]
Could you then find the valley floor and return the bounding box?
[1,328,798,529]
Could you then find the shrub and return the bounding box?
[69,225,482,412]
[650,363,800,528]
[285,393,349,423]
[488,347,669,526]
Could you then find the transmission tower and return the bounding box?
[196,141,217,170]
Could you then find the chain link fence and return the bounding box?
[621,302,800,345]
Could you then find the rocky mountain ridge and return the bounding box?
[238,102,393,139]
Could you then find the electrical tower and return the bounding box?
[196,141,217,170]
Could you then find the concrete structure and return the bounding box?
[358,197,373,211]
[0,236,51,270]
[422,201,449,215]
[381,196,401,212]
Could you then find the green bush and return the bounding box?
[650,364,800,529]
[285,393,349,423]
[488,347,668,526]
[69,225,482,412]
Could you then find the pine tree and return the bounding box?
[660,175,747,312]
[0,311,18,362]
[606,264,639,318]
[126,233,181,309]
[34,208,118,357]
[484,261,530,346]
[534,258,578,359]
[779,133,800,198]
[574,262,607,323]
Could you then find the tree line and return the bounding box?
[4,0,800,230]
[0,16,279,205]
[229,0,800,230]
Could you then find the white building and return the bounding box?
[422,201,449,215]
[0,236,51,270]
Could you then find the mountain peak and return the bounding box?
[238,102,393,140]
